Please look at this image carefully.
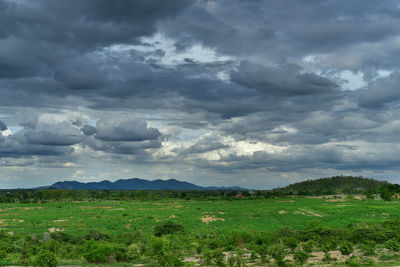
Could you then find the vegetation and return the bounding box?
[0,176,398,265]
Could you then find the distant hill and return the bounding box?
[276,176,396,195]
[36,178,246,191]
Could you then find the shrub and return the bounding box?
[385,238,400,252]
[283,237,298,251]
[85,230,110,241]
[156,251,185,267]
[201,248,225,266]
[83,243,113,263]
[127,244,141,260]
[34,250,57,267]
[380,188,393,201]
[293,249,309,265]
[302,240,314,254]
[83,241,126,263]
[268,244,286,267]
[339,241,353,255]
[360,240,376,256]
[154,221,184,237]
[345,255,360,266]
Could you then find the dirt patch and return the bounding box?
[169,215,177,219]
[48,227,64,233]
[301,209,323,217]
[278,210,288,214]
[22,207,43,210]
[110,208,125,211]
[293,210,306,215]
[18,219,24,223]
[53,219,67,223]
[201,215,225,224]
[308,250,349,263]
[278,200,296,203]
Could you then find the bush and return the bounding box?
[83,241,127,263]
[293,249,309,265]
[34,250,57,267]
[201,248,225,266]
[283,237,298,251]
[345,255,360,266]
[85,230,110,241]
[360,240,376,256]
[339,241,353,255]
[268,244,286,267]
[127,243,141,260]
[302,240,314,254]
[154,221,184,237]
[385,238,400,252]
[83,243,113,263]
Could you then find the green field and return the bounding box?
[1,197,399,236]
[2,196,400,266]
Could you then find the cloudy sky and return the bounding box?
[1,0,400,189]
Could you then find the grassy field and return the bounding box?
[1,196,399,236]
[2,196,400,266]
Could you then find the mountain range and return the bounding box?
[36,178,246,191]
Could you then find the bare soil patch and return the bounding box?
[48,227,65,233]
[301,209,323,217]
[201,215,225,224]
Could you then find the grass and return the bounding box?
[1,196,400,237]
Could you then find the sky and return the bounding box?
[1,0,400,189]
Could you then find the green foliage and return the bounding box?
[201,248,225,266]
[345,255,360,266]
[360,240,376,256]
[268,244,286,267]
[293,249,309,265]
[384,238,400,251]
[282,236,298,251]
[302,240,314,254]
[339,241,353,255]
[380,188,393,201]
[277,175,394,195]
[127,243,141,260]
[82,240,126,263]
[34,250,57,267]
[154,220,184,237]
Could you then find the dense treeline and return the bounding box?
[0,176,399,203]
[265,175,400,197]
[0,189,248,203]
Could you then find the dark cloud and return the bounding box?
[0,120,7,131]
[95,119,161,142]
[231,61,338,96]
[81,125,97,136]
[0,0,399,187]
[359,73,400,108]
[0,0,191,50]
[24,122,82,146]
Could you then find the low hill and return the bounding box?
[36,178,246,191]
[276,176,397,195]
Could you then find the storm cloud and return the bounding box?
[0,0,399,188]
